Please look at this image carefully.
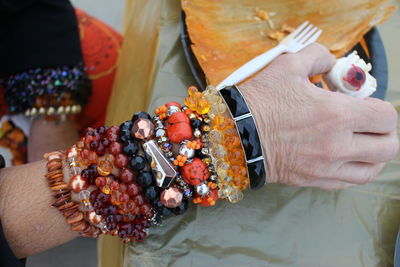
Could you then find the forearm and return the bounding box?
[0,160,77,259]
[28,119,79,162]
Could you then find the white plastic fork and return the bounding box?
[216,21,322,90]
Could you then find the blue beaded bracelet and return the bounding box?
[219,85,267,189]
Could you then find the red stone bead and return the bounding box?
[119,168,137,184]
[127,183,140,196]
[181,158,210,185]
[109,142,123,155]
[114,153,129,168]
[198,188,219,207]
[165,101,182,109]
[166,112,192,143]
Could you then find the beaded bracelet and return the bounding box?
[183,86,250,201]
[48,84,262,243]
[2,63,91,121]
[43,152,100,237]
[218,85,267,189]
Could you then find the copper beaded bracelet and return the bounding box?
[43,152,100,237]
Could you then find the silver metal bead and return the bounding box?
[167,105,181,117]
[195,183,210,196]
[179,142,195,158]
[24,109,31,117]
[201,147,210,155]
[209,174,218,181]
[193,129,202,138]
[65,106,71,114]
[156,128,166,138]
[189,113,197,120]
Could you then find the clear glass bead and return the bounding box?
[212,144,226,159]
[70,166,81,176]
[228,189,244,204]
[213,103,227,114]
[97,221,108,233]
[204,85,218,95]
[205,94,221,105]
[216,167,227,179]
[217,182,229,199]
[216,159,230,170]
[208,130,222,144]
[78,190,91,201]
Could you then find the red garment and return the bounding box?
[76,8,123,129]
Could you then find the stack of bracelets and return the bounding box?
[43,85,268,243]
[1,63,91,121]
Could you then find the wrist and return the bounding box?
[239,81,279,183]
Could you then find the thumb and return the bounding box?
[295,43,336,77]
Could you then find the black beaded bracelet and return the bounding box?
[1,63,91,115]
[219,85,267,189]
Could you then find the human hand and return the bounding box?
[28,119,79,162]
[240,43,399,190]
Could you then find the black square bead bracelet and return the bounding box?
[219,85,267,189]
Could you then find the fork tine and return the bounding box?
[295,24,313,41]
[290,21,309,38]
[302,29,323,46]
[298,26,318,43]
